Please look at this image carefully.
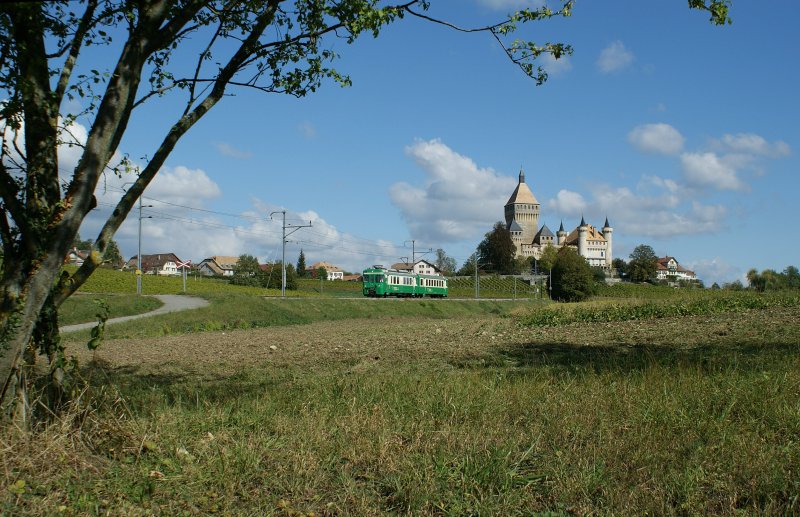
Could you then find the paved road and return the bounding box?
[60,294,209,333]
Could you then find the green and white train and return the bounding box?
[362,266,448,298]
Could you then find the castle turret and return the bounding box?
[602,216,613,268]
[557,220,567,246]
[577,215,588,258]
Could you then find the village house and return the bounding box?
[307,261,344,280]
[197,256,240,277]
[389,259,443,276]
[655,256,698,282]
[126,253,182,276]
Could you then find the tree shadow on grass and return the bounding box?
[455,340,800,375]
[78,358,289,409]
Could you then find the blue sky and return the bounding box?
[73,0,797,285]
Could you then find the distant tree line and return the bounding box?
[230,254,297,290]
[742,266,800,292]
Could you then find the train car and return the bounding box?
[417,274,448,298]
[362,266,448,298]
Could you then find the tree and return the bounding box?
[101,239,123,269]
[723,279,744,290]
[783,265,800,289]
[611,258,627,278]
[230,254,261,287]
[316,266,328,281]
[590,266,607,286]
[296,250,308,278]
[259,261,297,290]
[477,222,516,274]
[628,244,658,283]
[434,248,457,276]
[72,233,93,250]
[512,256,531,275]
[536,244,559,273]
[283,263,298,291]
[550,247,594,302]
[0,0,732,420]
[456,254,478,277]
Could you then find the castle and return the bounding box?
[504,169,613,268]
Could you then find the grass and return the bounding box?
[58,294,163,326]
[59,294,528,342]
[5,291,799,515]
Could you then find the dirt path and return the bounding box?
[60,294,209,333]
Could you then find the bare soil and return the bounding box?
[64,307,800,377]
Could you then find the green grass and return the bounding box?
[518,291,800,327]
[59,294,530,341]
[70,266,281,296]
[7,290,799,515]
[58,294,163,326]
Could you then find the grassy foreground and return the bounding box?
[3,294,800,515]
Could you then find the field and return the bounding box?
[68,266,544,300]
[3,288,799,515]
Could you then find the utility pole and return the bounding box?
[474,252,479,299]
[123,182,152,295]
[404,239,433,268]
[270,210,312,298]
[136,197,153,295]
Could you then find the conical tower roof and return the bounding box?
[505,168,539,206]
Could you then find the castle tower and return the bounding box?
[577,215,588,258]
[557,220,567,246]
[602,216,613,268]
[504,168,539,256]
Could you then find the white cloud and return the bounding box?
[389,139,516,243]
[597,40,634,73]
[214,142,252,159]
[147,165,222,205]
[553,176,726,239]
[680,152,747,191]
[628,123,685,155]
[547,189,586,216]
[540,53,573,77]
[685,257,742,286]
[716,133,791,158]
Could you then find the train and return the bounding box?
[362,265,448,298]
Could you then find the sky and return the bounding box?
[63,0,798,286]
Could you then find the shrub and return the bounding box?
[550,248,594,302]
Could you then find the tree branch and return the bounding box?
[54,0,98,106]
[58,1,283,303]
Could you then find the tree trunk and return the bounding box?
[0,250,66,425]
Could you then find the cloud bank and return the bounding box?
[389,139,516,244]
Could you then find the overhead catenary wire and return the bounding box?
[94,189,474,265]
